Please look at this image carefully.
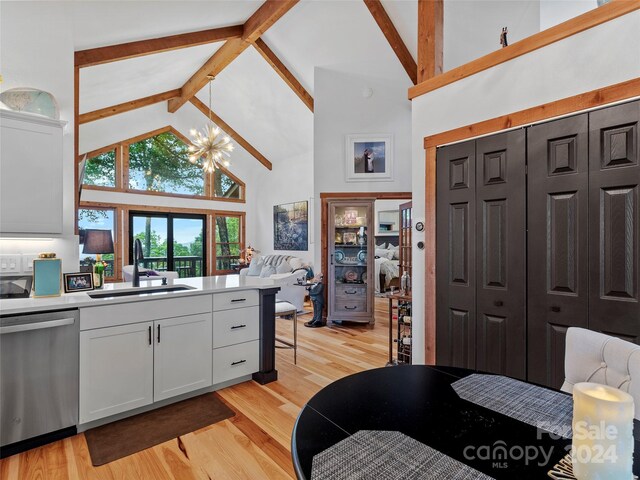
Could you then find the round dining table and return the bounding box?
[291,365,640,479]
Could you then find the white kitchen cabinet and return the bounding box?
[213,340,260,385]
[0,110,65,234]
[79,322,154,424]
[154,313,212,402]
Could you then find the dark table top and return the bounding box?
[292,365,640,479]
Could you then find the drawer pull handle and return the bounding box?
[551,306,561,313]
[231,359,246,366]
[231,324,247,330]
[494,300,504,307]
[148,326,152,346]
[157,324,161,343]
[344,306,357,310]
[345,290,357,294]
[231,298,246,303]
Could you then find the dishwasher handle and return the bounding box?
[0,317,75,335]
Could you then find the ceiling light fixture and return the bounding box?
[188,75,234,173]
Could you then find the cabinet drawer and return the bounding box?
[213,290,259,311]
[213,306,259,348]
[334,297,367,312]
[80,295,212,330]
[336,284,367,297]
[213,340,259,385]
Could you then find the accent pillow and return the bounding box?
[388,244,399,251]
[246,256,264,276]
[260,265,277,278]
[375,248,393,260]
[376,242,387,249]
[392,249,400,260]
[289,257,304,270]
[276,260,292,274]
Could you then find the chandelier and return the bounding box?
[188,75,234,173]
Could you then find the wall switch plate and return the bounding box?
[22,254,38,273]
[0,254,22,273]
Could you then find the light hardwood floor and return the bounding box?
[0,298,392,480]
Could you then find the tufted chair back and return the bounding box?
[562,327,640,419]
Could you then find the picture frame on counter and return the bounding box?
[63,272,94,293]
[33,258,62,297]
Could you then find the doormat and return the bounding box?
[84,392,234,466]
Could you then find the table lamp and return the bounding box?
[572,382,634,479]
[82,229,114,288]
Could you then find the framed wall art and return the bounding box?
[345,134,393,182]
[274,201,308,251]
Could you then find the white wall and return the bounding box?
[444,1,540,71]
[313,67,412,268]
[410,10,640,364]
[540,0,597,30]
[0,1,79,272]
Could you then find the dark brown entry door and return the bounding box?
[475,130,526,379]
[527,114,589,388]
[436,140,476,369]
[589,101,640,342]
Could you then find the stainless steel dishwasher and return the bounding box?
[1,309,79,455]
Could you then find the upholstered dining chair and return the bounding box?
[562,327,640,419]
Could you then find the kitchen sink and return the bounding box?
[87,285,196,299]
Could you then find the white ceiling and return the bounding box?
[76,0,417,171]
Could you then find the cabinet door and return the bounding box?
[79,322,153,424]
[589,101,640,341]
[527,114,589,388]
[475,130,526,379]
[436,140,477,369]
[0,112,63,234]
[154,313,212,402]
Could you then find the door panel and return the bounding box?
[436,141,476,369]
[589,101,640,340]
[528,114,589,388]
[476,130,526,379]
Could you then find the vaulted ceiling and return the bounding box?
[75,0,418,172]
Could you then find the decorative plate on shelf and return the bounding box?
[361,271,367,283]
[344,270,358,282]
[357,250,366,263]
[335,250,345,263]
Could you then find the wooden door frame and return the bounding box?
[423,77,640,365]
[320,192,412,319]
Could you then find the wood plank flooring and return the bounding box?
[0,298,391,480]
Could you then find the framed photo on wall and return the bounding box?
[345,134,393,182]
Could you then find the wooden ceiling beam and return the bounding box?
[363,0,417,85]
[75,25,243,68]
[78,89,181,124]
[189,97,273,171]
[168,0,299,113]
[417,0,443,83]
[253,38,313,112]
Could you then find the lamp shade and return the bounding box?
[82,229,114,255]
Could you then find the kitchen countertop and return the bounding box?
[0,275,280,316]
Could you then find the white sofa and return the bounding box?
[239,254,311,313]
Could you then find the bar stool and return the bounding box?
[275,301,298,364]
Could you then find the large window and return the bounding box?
[83,150,116,187]
[213,214,243,273]
[128,132,205,196]
[130,212,206,278]
[78,208,116,278]
[80,127,245,201]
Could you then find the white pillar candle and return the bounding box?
[572,382,635,480]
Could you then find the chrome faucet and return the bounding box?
[132,238,144,287]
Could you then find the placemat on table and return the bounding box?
[311,430,495,480]
[452,374,573,439]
